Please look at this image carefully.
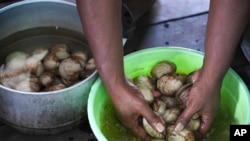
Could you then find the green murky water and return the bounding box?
[100,98,234,141]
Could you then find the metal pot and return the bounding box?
[0,0,98,134]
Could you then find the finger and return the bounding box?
[124,115,152,141]
[141,106,165,133]
[174,106,196,132]
[117,113,151,141]
[198,114,214,137]
[131,124,152,141]
[152,90,161,98]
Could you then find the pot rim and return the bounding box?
[0,0,76,13]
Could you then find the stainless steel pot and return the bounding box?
[0,0,98,134]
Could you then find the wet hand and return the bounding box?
[174,71,221,138]
[109,78,165,140]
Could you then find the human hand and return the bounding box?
[174,70,221,138]
[109,78,165,141]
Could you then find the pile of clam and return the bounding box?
[0,43,96,92]
[132,61,200,141]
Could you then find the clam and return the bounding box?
[133,75,155,103]
[85,58,96,73]
[136,83,154,103]
[71,50,88,61]
[71,50,88,66]
[39,71,55,86]
[1,52,39,81]
[134,75,155,90]
[31,61,44,76]
[163,107,181,123]
[152,98,167,116]
[151,61,176,80]
[0,61,38,80]
[59,57,83,86]
[166,125,195,141]
[157,74,184,96]
[50,43,70,60]
[43,53,59,70]
[81,58,96,79]
[186,114,201,131]
[151,139,166,141]
[44,83,66,92]
[160,96,177,108]
[142,116,166,139]
[175,83,192,109]
[176,73,187,84]
[5,51,29,70]
[15,75,40,92]
[1,73,28,89]
[31,47,49,61]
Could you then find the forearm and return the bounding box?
[202,0,250,84]
[76,0,126,94]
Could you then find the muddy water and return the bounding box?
[100,94,234,141]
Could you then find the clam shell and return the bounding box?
[151,61,176,79]
[137,83,154,103]
[142,116,166,139]
[157,74,183,96]
[163,107,181,123]
[134,75,154,90]
[175,83,192,108]
[166,125,195,141]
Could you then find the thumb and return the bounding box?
[174,107,195,132]
[142,107,165,133]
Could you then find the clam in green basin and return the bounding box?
[88,47,250,141]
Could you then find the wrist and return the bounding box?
[198,68,225,89]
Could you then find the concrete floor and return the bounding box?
[0,0,249,141]
[124,0,209,54]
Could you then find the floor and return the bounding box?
[0,0,249,141]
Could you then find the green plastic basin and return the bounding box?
[88,47,250,141]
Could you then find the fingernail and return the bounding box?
[156,122,165,132]
[174,123,184,133]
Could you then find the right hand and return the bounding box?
[174,69,221,138]
[109,78,165,141]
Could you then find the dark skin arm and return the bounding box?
[76,0,164,140]
[175,0,250,137]
[76,0,250,139]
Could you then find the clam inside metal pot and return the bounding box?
[0,0,98,134]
